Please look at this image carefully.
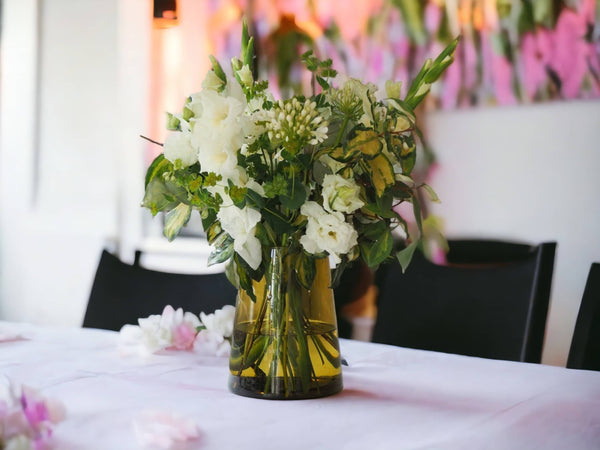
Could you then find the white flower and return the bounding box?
[163,131,197,168]
[217,205,262,270]
[118,306,201,356]
[322,174,364,213]
[299,201,358,266]
[188,77,250,181]
[385,80,402,99]
[199,305,235,338]
[194,305,235,356]
[344,78,377,127]
[194,330,231,357]
[237,64,253,86]
[201,69,225,91]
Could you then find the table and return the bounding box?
[2,321,600,449]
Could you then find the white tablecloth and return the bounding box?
[1,321,599,449]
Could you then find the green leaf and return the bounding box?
[263,207,294,235]
[225,260,239,289]
[201,208,217,232]
[359,227,393,268]
[142,176,186,216]
[412,194,423,236]
[235,255,256,302]
[396,240,420,273]
[144,154,171,189]
[330,258,349,289]
[362,220,388,241]
[246,188,266,209]
[166,113,180,130]
[163,203,192,241]
[421,183,440,203]
[207,233,234,266]
[206,221,222,244]
[209,55,227,83]
[400,149,416,174]
[294,252,317,290]
[279,179,306,210]
[316,75,329,90]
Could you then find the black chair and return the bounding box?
[567,263,600,371]
[372,240,556,363]
[83,249,237,331]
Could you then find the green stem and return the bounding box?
[334,116,350,147]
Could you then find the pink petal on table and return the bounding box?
[133,409,200,449]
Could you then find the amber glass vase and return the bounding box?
[228,248,343,399]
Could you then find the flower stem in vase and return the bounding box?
[228,248,343,399]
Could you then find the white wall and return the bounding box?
[0,0,125,326]
[424,100,600,366]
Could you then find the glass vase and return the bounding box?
[228,247,343,399]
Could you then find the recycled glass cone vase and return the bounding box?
[228,248,343,399]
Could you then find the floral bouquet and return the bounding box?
[142,22,457,399]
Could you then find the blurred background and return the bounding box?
[1,0,599,367]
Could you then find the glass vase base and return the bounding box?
[228,374,343,400]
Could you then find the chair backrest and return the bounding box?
[372,241,556,363]
[83,249,237,331]
[567,263,600,371]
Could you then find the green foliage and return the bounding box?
[141,26,458,284]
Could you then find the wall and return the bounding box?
[424,100,600,366]
[0,0,124,325]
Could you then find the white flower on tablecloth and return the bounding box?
[194,330,231,357]
[299,201,358,267]
[199,305,235,338]
[118,305,200,355]
[133,409,200,450]
[194,305,235,357]
[321,174,364,213]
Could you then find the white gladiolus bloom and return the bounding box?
[201,70,225,91]
[237,64,253,86]
[217,204,262,270]
[188,77,250,181]
[321,174,364,213]
[163,131,197,168]
[299,201,358,266]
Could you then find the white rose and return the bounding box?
[217,204,262,270]
[299,201,358,266]
[163,131,197,168]
[322,174,364,213]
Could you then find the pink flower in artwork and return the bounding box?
[424,2,442,34]
[550,7,598,98]
[520,28,554,101]
[481,32,517,105]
